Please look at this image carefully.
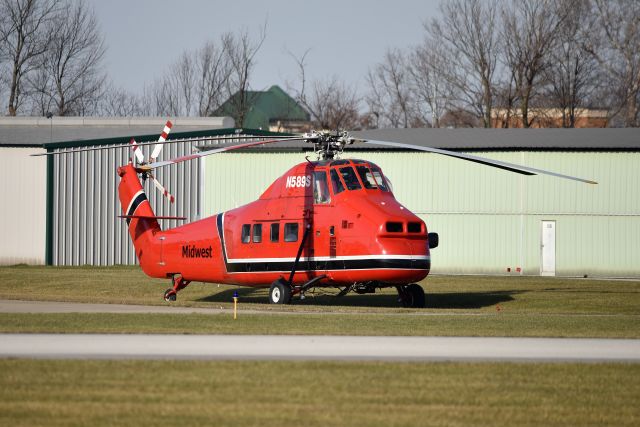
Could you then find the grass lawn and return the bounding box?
[1,265,639,337]
[0,359,638,427]
[2,311,639,337]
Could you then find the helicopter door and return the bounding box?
[312,170,334,274]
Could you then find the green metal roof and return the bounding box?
[214,85,310,128]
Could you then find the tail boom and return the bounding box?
[117,164,162,276]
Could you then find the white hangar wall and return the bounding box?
[202,150,640,279]
[0,147,46,265]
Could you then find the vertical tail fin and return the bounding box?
[118,164,161,269]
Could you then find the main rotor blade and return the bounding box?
[360,139,597,185]
[29,135,301,157]
[139,137,307,171]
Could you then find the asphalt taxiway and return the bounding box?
[1,334,639,362]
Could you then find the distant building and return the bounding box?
[213,85,311,132]
[491,108,609,128]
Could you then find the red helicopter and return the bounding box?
[44,123,597,307]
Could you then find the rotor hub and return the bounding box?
[303,130,355,160]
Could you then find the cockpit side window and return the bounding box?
[371,166,389,192]
[313,171,331,204]
[330,169,345,194]
[338,166,362,190]
[356,165,379,189]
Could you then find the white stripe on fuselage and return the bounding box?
[226,255,430,263]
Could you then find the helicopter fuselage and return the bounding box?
[119,158,432,288]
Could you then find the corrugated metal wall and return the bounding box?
[0,148,46,265]
[203,151,640,278]
[49,134,260,265]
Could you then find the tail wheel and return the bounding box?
[269,279,292,304]
[398,284,425,308]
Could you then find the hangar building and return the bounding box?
[1,122,638,278]
[202,128,639,278]
[0,116,248,265]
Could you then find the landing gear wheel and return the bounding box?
[164,289,177,302]
[398,284,425,308]
[269,279,292,304]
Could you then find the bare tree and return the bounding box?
[544,0,599,127]
[139,34,235,117]
[97,82,142,116]
[175,51,194,117]
[428,0,500,127]
[29,0,106,116]
[0,0,58,115]
[223,26,266,127]
[306,78,360,130]
[501,0,571,127]
[408,34,458,128]
[366,48,414,128]
[196,36,232,116]
[288,49,360,130]
[586,0,640,126]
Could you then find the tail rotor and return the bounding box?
[151,120,173,162]
[130,120,176,204]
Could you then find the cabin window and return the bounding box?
[339,166,362,190]
[270,223,279,242]
[284,223,298,242]
[356,165,379,189]
[330,169,345,194]
[313,171,331,204]
[252,224,262,243]
[241,224,251,243]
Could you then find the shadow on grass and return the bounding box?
[197,287,518,309]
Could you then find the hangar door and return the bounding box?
[540,221,556,276]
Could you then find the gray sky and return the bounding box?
[88,0,440,95]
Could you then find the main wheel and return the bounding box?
[164,289,177,302]
[269,279,292,304]
[399,284,425,308]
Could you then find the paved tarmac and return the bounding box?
[0,299,236,315]
[0,299,489,316]
[1,334,639,362]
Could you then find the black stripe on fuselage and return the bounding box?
[126,192,148,226]
[225,258,430,273]
[216,213,229,271]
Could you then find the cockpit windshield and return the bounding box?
[370,166,389,192]
[356,165,378,189]
[328,162,391,194]
[338,167,362,190]
[355,165,389,192]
